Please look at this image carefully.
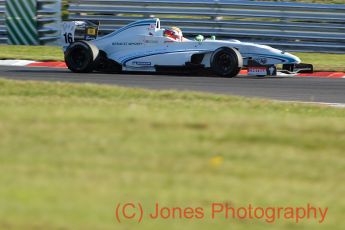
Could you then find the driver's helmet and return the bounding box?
[163,26,183,41]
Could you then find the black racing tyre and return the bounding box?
[210,47,243,78]
[65,41,100,73]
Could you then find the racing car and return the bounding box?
[61,18,313,77]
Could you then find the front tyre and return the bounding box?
[211,47,243,78]
[65,41,100,73]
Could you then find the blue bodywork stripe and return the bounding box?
[242,53,296,63]
[123,50,207,66]
[124,51,296,66]
[97,19,157,41]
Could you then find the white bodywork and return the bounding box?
[63,18,301,74]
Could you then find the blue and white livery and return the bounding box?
[62,18,310,77]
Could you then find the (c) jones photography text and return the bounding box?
[115,202,328,224]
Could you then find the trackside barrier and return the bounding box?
[0,0,6,44]
[37,0,62,45]
[6,0,38,45]
[0,0,61,45]
[68,0,345,53]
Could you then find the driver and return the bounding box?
[163,26,183,41]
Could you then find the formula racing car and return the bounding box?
[61,18,313,77]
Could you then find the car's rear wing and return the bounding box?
[61,20,100,49]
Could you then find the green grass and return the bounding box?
[1,45,345,71]
[0,79,344,230]
[294,53,345,72]
[0,45,64,61]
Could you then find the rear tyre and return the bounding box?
[211,47,243,77]
[65,41,100,73]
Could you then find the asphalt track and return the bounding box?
[0,65,345,104]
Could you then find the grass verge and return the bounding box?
[293,52,345,72]
[0,45,64,61]
[0,79,344,230]
[0,45,345,72]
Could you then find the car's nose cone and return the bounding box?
[285,52,301,64]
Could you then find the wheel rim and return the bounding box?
[216,53,234,73]
[70,47,88,69]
